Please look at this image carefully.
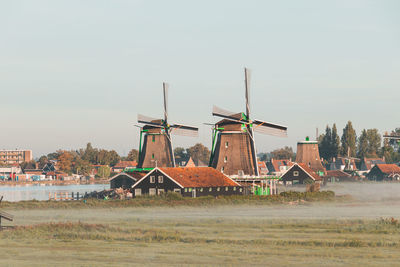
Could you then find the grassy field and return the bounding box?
[1,193,400,266]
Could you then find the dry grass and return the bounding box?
[1,206,400,266]
[0,191,341,210]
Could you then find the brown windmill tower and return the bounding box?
[209,68,288,176]
[137,83,198,168]
[295,137,326,174]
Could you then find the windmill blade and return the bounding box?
[252,119,287,137]
[212,105,242,121]
[244,68,251,119]
[163,82,169,123]
[383,135,400,140]
[137,114,163,127]
[170,123,199,137]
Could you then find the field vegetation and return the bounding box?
[0,191,340,210]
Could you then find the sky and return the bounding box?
[0,0,399,158]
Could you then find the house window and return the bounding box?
[184,188,188,192]
[152,135,155,142]
[225,142,229,148]
[221,167,224,173]
[152,153,155,159]
[149,188,156,195]
[217,187,220,192]
[233,187,236,191]
[225,187,228,191]
[135,188,142,196]
[158,176,163,183]
[174,188,181,193]
[189,188,192,192]
[224,156,227,163]
[293,171,299,177]
[200,188,203,192]
[150,176,155,183]
[209,188,212,192]
[239,188,243,192]
[158,189,164,195]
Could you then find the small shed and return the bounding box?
[280,163,322,185]
[109,172,145,189]
[131,167,243,197]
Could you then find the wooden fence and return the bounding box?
[48,192,84,201]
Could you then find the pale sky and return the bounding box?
[1,0,399,158]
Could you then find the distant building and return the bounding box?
[109,172,147,189]
[0,150,32,165]
[324,170,355,183]
[360,157,385,171]
[257,161,269,176]
[280,163,322,185]
[366,164,400,181]
[327,158,357,171]
[266,159,292,176]
[0,166,23,181]
[112,161,138,173]
[131,167,243,197]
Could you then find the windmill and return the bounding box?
[137,83,198,168]
[337,147,360,172]
[295,137,326,174]
[209,68,287,176]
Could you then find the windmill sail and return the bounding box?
[252,119,287,137]
[212,105,243,121]
[137,114,163,127]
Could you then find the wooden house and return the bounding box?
[366,164,400,181]
[324,170,356,183]
[280,163,322,185]
[360,157,385,171]
[109,171,146,189]
[131,167,243,197]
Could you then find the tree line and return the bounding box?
[318,122,400,163]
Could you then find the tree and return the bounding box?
[37,155,48,169]
[97,165,111,178]
[357,129,369,158]
[174,147,189,162]
[72,156,92,176]
[341,121,357,157]
[127,149,139,161]
[186,143,210,164]
[357,129,381,158]
[270,146,295,160]
[20,160,36,170]
[319,125,332,160]
[366,129,381,156]
[57,151,74,173]
[82,143,98,164]
[331,123,340,159]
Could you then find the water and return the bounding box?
[0,183,110,202]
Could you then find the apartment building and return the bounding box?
[0,150,33,165]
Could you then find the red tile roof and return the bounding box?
[298,163,322,181]
[376,164,400,174]
[114,161,137,168]
[326,170,351,178]
[160,167,240,187]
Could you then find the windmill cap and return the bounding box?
[297,140,318,144]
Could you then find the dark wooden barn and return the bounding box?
[280,163,322,185]
[131,167,243,197]
[109,172,147,189]
[366,164,400,181]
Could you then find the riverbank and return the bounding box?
[0,179,108,186]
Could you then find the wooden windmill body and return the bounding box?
[209,69,287,176]
[295,139,326,174]
[137,83,198,169]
